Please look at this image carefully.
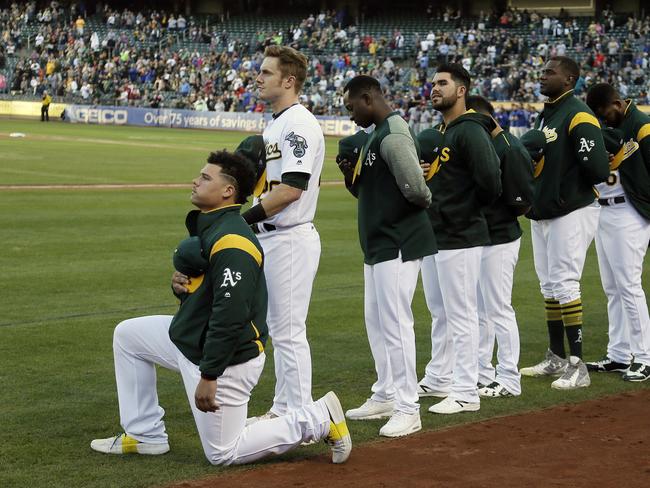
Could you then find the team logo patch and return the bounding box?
[578,138,595,153]
[220,268,242,288]
[285,131,308,158]
[542,126,558,143]
[365,151,376,166]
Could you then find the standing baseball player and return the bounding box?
[339,75,435,437]
[465,95,534,398]
[416,64,502,414]
[91,151,351,465]
[585,83,650,382]
[520,57,609,388]
[239,46,324,420]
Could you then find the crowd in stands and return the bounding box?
[1,2,649,128]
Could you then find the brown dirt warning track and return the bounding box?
[166,389,650,488]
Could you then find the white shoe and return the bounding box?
[416,383,449,398]
[245,410,277,426]
[378,411,422,438]
[520,349,569,377]
[322,391,352,464]
[551,356,591,390]
[90,433,169,455]
[478,381,516,398]
[428,397,480,415]
[345,398,394,420]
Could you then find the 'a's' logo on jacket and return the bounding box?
[285,131,308,158]
[542,126,558,143]
[365,151,376,166]
[221,268,242,288]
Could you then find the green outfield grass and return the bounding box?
[1,118,648,488]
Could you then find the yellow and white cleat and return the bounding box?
[90,433,169,455]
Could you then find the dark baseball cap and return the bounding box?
[235,135,266,179]
[173,236,208,277]
[417,128,444,163]
[520,129,546,162]
[337,130,369,163]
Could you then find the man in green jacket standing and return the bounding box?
[520,57,609,389]
[90,151,351,465]
[338,75,436,437]
[416,64,502,415]
[465,95,534,398]
[585,83,650,382]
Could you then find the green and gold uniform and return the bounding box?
[418,111,502,250]
[528,90,610,220]
[170,205,268,379]
[350,114,436,263]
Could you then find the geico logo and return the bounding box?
[318,119,359,136]
[73,108,128,124]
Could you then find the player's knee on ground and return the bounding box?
[204,444,238,466]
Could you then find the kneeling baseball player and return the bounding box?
[90,150,351,465]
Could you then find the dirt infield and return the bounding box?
[167,389,650,488]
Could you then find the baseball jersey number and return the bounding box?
[606,173,617,186]
[259,179,281,198]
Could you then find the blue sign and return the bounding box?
[63,105,361,137]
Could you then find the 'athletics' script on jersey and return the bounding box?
[542,126,558,143]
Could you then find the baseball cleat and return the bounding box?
[428,397,480,414]
[90,433,169,455]
[478,382,516,398]
[378,411,421,438]
[245,410,278,427]
[585,356,630,373]
[520,349,568,377]
[322,391,352,464]
[551,356,591,389]
[345,398,394,420]
[622,363,650,382]
[416,383,449,398]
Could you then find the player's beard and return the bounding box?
[432,93,457,112]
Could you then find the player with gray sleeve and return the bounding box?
[242,45,324,420]
[585,83,650,382]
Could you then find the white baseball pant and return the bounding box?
[434,247,484,403]
[419,254,454,393]
[477,238,522,395]
[531,204,600,304]
[112,315,330,465]
[257,223,320,416]
[363,254,422,415]
[596,201,650,365]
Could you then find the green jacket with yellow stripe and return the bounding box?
[615,101,650,220]
[169,205,268,379]
[418,111,502,250]
[528,90,609,220]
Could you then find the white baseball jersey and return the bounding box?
[596,170,623,199]
[255,103,324,227]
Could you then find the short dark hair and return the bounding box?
[343,75,382,98]
[435,63,471,92]
[206,150,257,204]
[466,95,495,116]
[586,82,619,113]
[550,56,580,86]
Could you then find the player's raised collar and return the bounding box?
[272,102,300,119]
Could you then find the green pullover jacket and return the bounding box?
[169,205,268,379]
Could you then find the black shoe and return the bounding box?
[585,357,630,372]
[622,363,650,382]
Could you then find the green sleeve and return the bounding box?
[569,120,610,184]
[200,247,261,377]
[461,123,502,204]
[501,135,534,210]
